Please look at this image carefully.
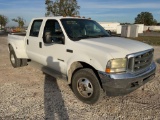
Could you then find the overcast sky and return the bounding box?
[0,0,160,27]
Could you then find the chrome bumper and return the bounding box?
[98,62,156,96]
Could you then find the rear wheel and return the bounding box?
[21,59,28,66]
[72,68,104,104]
[10,50,21,68]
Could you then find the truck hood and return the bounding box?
[76,37,153,58]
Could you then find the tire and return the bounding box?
[72,68,104,104]
[21,59,28,66]
[10,50,21,68]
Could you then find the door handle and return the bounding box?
[39,42,42,48]
[27,39,29,45]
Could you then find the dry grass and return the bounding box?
[130,36,160,45]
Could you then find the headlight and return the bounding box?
[106,58,127,73]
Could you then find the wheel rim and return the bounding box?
[11,54,15,64]
[77,78,93,98]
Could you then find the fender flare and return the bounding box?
[8,43,17,56]
[66,54,104,84]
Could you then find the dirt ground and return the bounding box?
[0,35,160,120]
[139,31,160,37]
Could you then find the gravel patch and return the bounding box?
[0,36,160,120]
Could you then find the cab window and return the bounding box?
[30,20,43,37]
[43,20,64,44]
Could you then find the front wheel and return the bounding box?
[72,68,104,104]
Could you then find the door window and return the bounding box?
[30,20,43,37]
[43,20,64,44]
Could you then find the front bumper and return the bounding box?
[98,62,156,96]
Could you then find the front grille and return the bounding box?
[128,49,154,72]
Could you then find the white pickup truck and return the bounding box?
[8,17,156,104]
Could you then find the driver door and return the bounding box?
[41,19,67,74]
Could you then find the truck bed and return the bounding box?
[8,33,28,59]
[10,32,26,36]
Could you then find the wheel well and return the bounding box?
[68,61,102,88]
[8,44,28,66]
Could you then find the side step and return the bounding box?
[28,61,67,81]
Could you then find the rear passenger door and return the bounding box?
[26,19,43,63]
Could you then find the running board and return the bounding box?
[28,61,67,81]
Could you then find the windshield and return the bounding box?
[61,19,110,41]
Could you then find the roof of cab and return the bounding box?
[32,16,88,21]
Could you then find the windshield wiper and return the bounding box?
[80,35,106,38]
[80,35,92,39]
[96,35,109,37]
[73,34,109,41]
[71,35,91,41]
[72,37,81,41]
[82,35,109,38]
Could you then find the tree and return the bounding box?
[157,22,160,26]
[0,15,9,29]
[135,12,157,25]
[45,0,80,16]
[12,17,25,28]
[153,19,157,25]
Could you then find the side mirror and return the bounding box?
[52,35,65,44]
[43,31,65,44]
[60,35,65,44]
[106,30,112,36]
[55,29,62,33]
[43,31,52,44]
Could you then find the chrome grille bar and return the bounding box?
[127,49,154,72]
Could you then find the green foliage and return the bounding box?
[45,0,80,16]
[135,12,157,25]
[0,15,9,29]
[12,17,25,28]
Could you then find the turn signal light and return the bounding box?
[105,68,110,73]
